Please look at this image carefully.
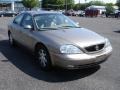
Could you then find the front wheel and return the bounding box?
[35,45,52,70]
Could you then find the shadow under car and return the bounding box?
[0,40,100,82]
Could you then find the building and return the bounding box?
[86,5,119,15]
[0,0,41,12]
[86,5,106,14]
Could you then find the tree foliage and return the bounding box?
[74,3,88,10]
[116,0,120,10]
[73,4,80,10]
[22,0,39,10]
[105,4,115,14]
[73,1,105,10]
[42,0,74,10]
[88,1,105,6]
[106,3,114,6]
[66,0,74,10]
[42,0,64,9]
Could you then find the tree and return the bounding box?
[116,0,120,10]
[66,0,74,10]
[106,3,114,6]
[73,0,105,11]
[105,4,115,14]
[42,0,74,10]
[74,3,88,10]
[74,4,80,10]
[22,0,39,10]
[42,0,64,10]
[88,1,105,6]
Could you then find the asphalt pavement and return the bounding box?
[0,17,120,90]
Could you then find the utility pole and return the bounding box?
[85,0,87,10]
[79,0,80,10]
[79,0,80,4]
[65,0,67,12]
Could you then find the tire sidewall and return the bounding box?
[35,45,51,70]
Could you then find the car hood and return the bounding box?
[37,28,105,47]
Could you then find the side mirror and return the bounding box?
[76,22,79,26]
[24,25,33,31]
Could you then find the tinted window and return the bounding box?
[13,14,24,25]
[21,14,33,27]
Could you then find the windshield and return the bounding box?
[34,14,79,30]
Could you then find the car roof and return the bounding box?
[22,10,61,16]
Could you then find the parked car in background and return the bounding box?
[105,10,120,18]
[63,10,73,16]
[115,10,120,18]
[78,10,85,17]
[0,11,17,17]
[8,11,112,70]
[71,11,78,16]
[0,11,5,17]
[63,9,79,16]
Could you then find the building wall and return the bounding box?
[0,0,41,12]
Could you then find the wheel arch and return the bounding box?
[34,42,49,52]
[34,42,54,66]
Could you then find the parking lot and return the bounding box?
[0,17,120,90]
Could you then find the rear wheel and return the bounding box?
[35,45,52,70]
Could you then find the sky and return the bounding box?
[75,0,117,4]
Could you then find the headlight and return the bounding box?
[105,38,111,47]
[60,45,83,54]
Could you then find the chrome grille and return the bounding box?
[85,43,105,52]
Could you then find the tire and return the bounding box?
[35,45,52,70]
[12,14,15,17]
[8,32,16,47]
[1,15,3,17]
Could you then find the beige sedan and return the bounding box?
[8,11,112,70]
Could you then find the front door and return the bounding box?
[19,14,35,50]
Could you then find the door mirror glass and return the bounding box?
[24,25,33,30]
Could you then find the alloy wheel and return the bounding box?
[38,49,48,68]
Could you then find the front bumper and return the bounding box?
[50,46,112,69]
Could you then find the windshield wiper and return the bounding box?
[58,26,81,28]
[38,27,58,31]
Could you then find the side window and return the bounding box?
[13,14,24,25]
[21,14,33,27]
